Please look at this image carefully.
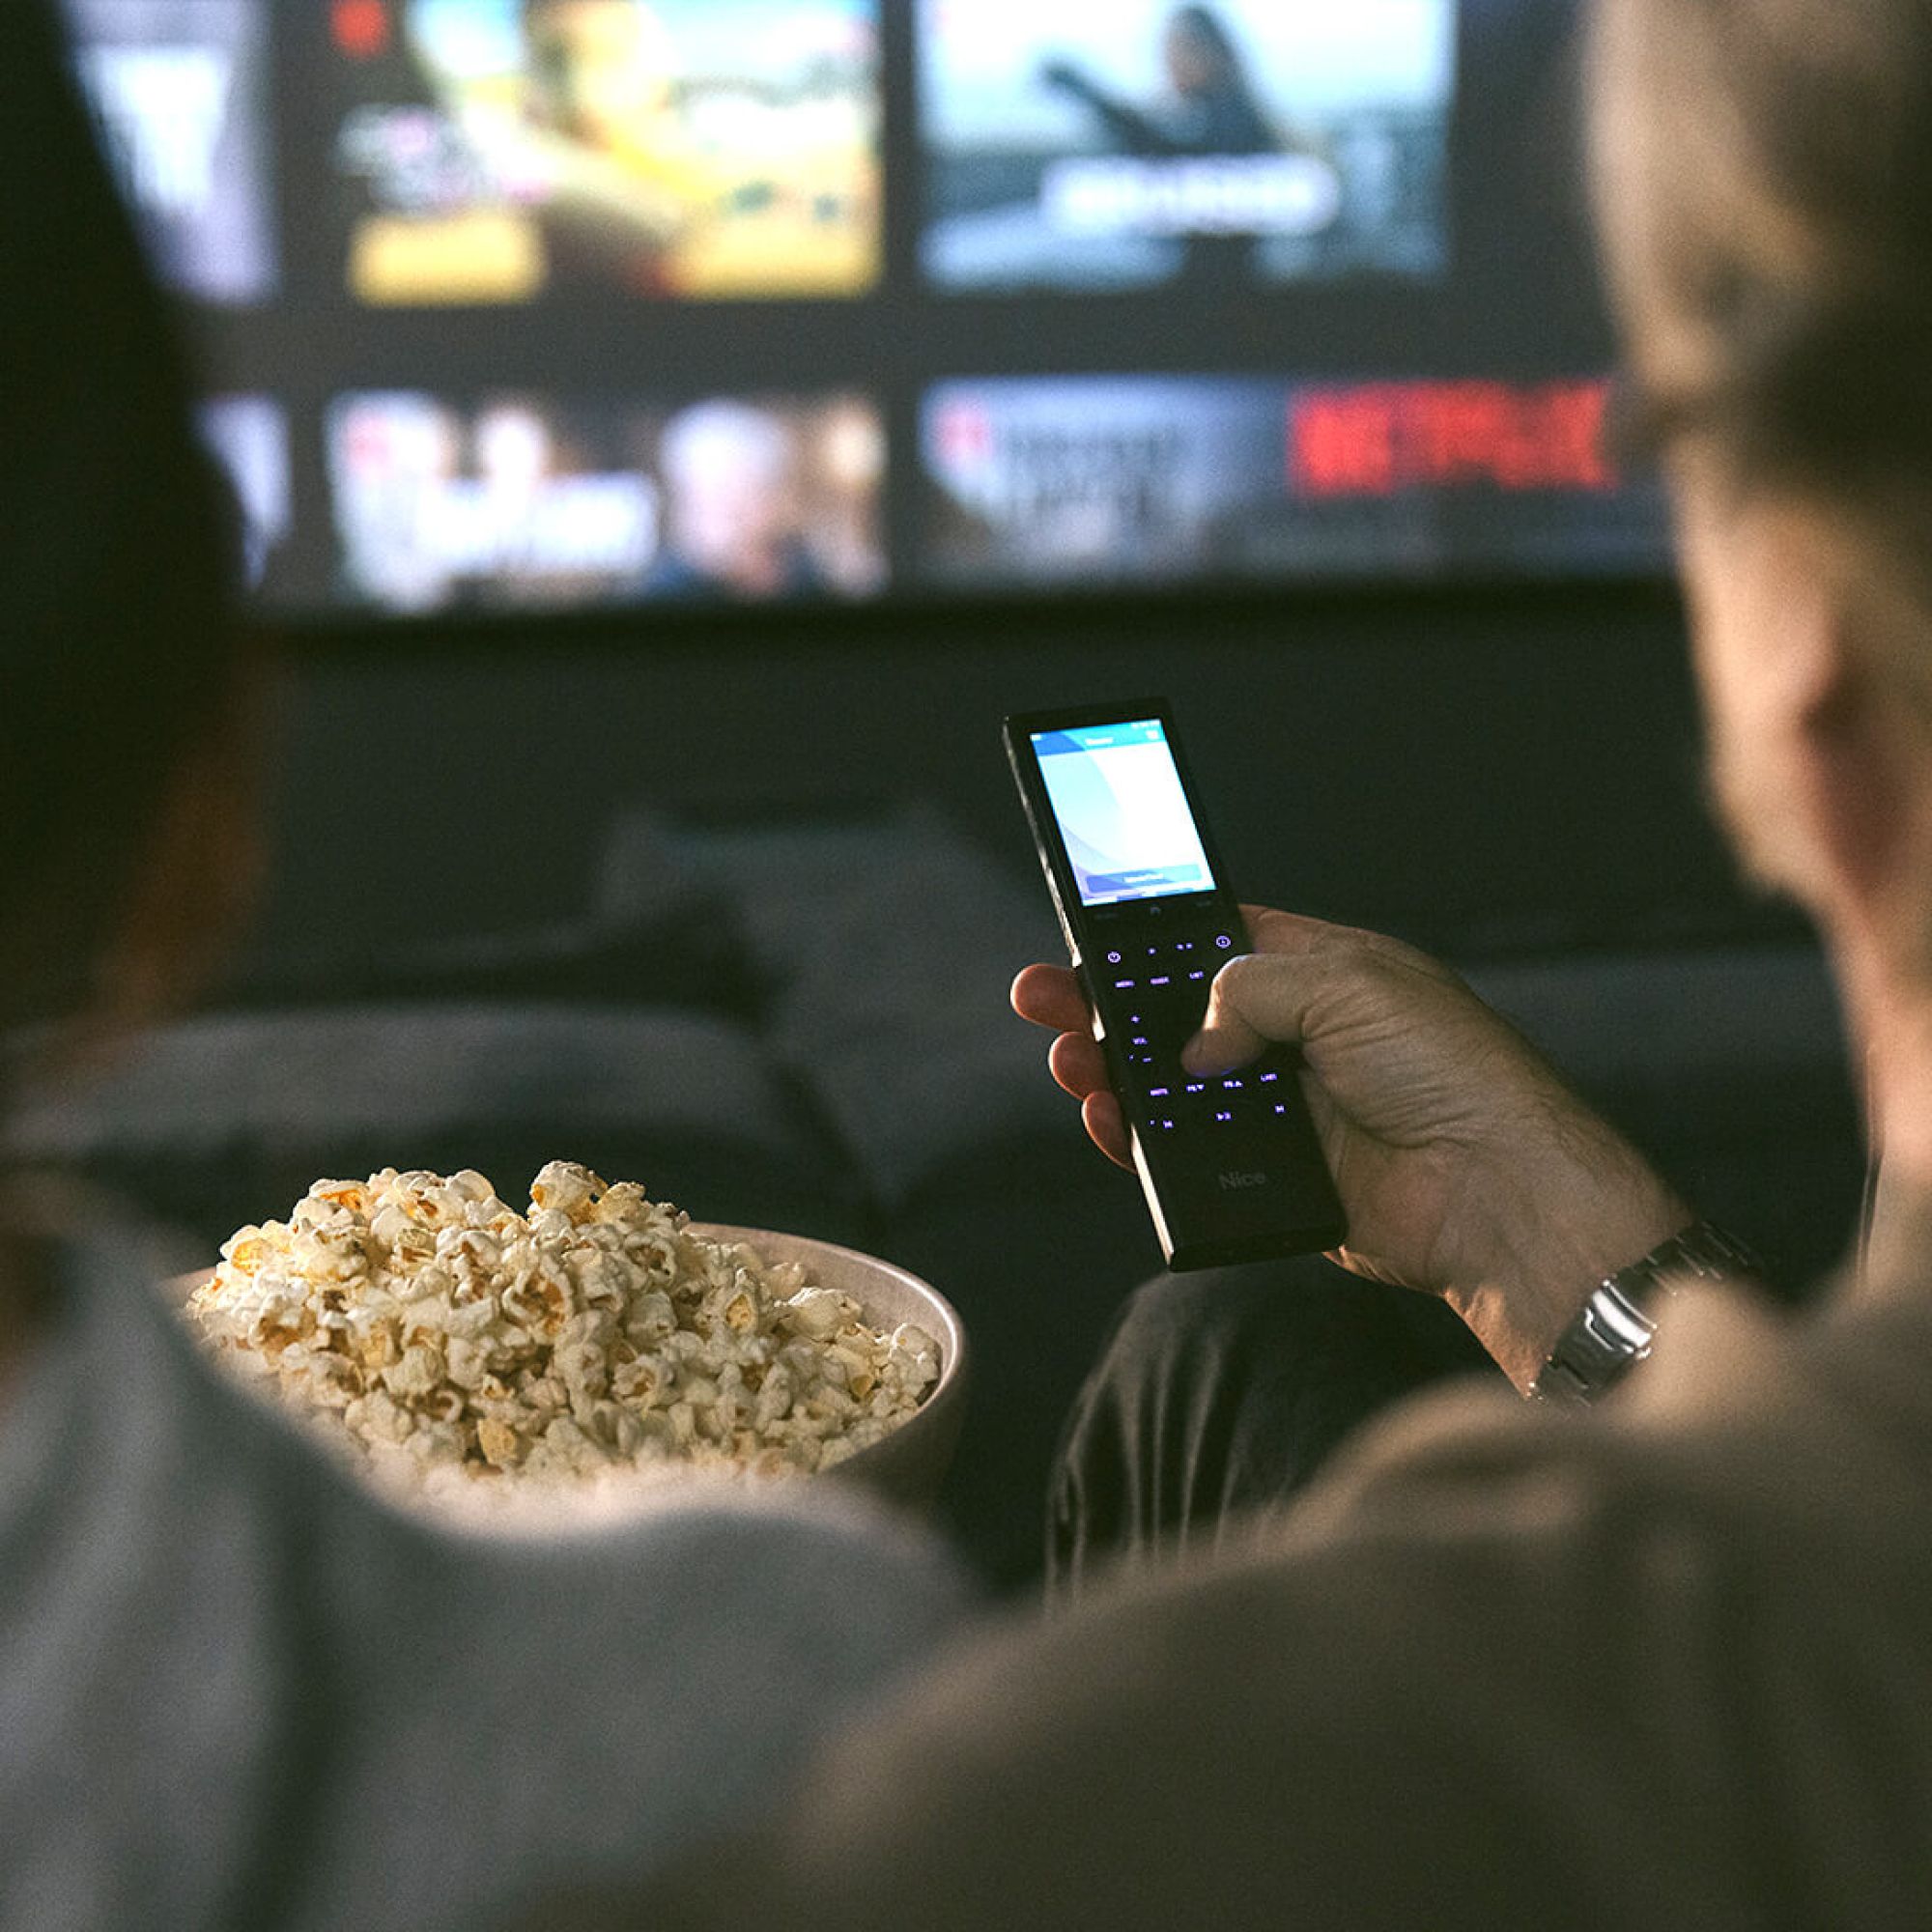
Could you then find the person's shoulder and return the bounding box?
[318,1484,972,1919]
[513,1480,973,1644]
[619,1291,1932,1931]
[1304,1275,1932,1561]
[41,1204,348,1498]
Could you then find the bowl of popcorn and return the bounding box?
[176,1161,967,1514]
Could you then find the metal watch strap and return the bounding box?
[1530,1220,1764,1406]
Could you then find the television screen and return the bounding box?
[58,0,1667,619]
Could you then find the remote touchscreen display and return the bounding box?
[1033,719,1216,906]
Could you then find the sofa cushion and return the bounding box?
[5,1005,864,1251]
[665,807,1068,1211]
[206,810,764,1019]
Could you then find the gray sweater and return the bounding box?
[0,1222,968,1932]
[620,1237,1932,1931]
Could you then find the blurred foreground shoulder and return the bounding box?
[531,1283,1932,1932]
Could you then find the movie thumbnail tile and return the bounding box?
[923,377,1286,582]
[327,390,885,611]
[920,375,1662,585]
[63,0,277,303]
[919,0,1455,293]
[197,394,291,589]
[328,0,880,304]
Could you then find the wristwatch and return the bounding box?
[1529,1220,1764,1406]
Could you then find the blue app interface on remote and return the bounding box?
[1032,719,1217,907]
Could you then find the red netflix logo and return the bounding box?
[1288,380,1617,499]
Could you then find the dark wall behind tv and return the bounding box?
[258,578,1783,967]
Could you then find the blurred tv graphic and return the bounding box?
[63,0,278,302]
[197,395,292,589]
[327,391,887,611]
[330,0,882,302]
[921,376,1662,584]
[919,0,1455,291]
[55,0,1668,612]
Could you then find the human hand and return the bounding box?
[1010,909,1691,1390]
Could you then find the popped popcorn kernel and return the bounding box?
[529,1160,605,1221]
[183,1165,938,1500]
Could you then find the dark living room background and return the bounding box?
[24,0,1861,1585]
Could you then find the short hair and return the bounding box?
[1590,0,1932,620]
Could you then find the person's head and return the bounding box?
[657,401,800,595]
[1590,0,1932,1022]
[2,4,254,1085]
[1163,7,1245,99]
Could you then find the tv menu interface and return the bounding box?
[62,0,1666,617]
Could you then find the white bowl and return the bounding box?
[170,1223,968,1511]
[696,1225,968,1508]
